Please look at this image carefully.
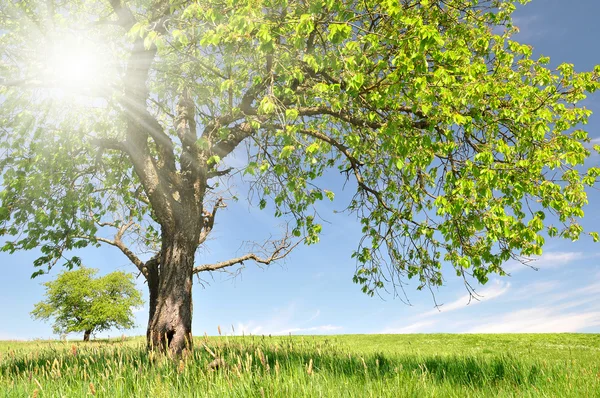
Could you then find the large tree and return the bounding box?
[1,0,599,355]
[31,267,143,341]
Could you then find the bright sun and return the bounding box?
[42,34,112,93]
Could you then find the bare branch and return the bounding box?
[77,235,146,274]
[207,167,233,179]
[198,197,226,245]
[193,234,301,274]
[92,137,126,153]
[297,106,382,129]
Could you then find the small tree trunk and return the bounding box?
[147,230,196,356]
[83,329,92,342]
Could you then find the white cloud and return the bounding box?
[423,280,510,316]
[504,251,584,273]
[545,281,600,305]
[233,303,341,336]
[379,280,509,334]
[306,309,321,323]
[235,322,264,335]
[276,325,342,335]
[379,320,438,334]
[234,322,342,336]
[468,308,600,333]
[506,280,560,302]
[468,278,600,333]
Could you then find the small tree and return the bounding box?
[31,267,143,341]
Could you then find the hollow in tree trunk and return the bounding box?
[145,254,160,349]
[147,231,197,356]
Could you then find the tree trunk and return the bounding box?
[83,329,92,342]
[145,255,160,349]
[147,230,197,356]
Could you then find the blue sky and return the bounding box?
[2,0,600,340]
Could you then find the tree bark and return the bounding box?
[145,255,160,348]
[147,230,197,356]
[83,329,92,342]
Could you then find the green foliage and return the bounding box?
[0,334,599,396]
[1,0,599,300]
[31,267,143,337]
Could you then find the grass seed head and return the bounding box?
[33,378,43,392]
[307,358,313,376]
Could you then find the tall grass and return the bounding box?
[1,334,598,397]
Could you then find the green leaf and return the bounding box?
[208,155,221,165]
[280,145,295,159]
[324,190,335,201]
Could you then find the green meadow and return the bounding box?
[1,334,599,397]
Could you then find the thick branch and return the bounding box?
[210,121,254,160]
[107,0,135,30]
[92,137,126,153]
[80,236,146,274]
[176,88,202,189]
[121,24,177,227]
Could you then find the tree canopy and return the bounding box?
[31,267,143,340]
[2,0,600,353]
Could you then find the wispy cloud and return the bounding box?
[276,325,342,335]
[306,310,321,323]
[234,303,341,335]
[379,320,438,334]
[235,321,342,336]
[468,277,600,333]
[423,280,510,316]
[545,281,600,305]
[504,251,584,273]
[378,280,509,334]
[506,280,560,302]
[468,308,600,333]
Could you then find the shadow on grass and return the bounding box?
[1,337,547,389]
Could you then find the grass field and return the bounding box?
[1,334,599,397]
